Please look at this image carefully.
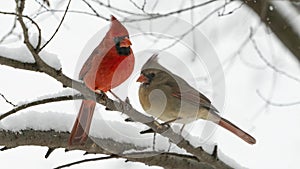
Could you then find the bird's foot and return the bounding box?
[211,145,218,160]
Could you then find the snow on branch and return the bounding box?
[0,111,234,169]
[0,129,214,169]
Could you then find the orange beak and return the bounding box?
[137,74,148,83]
[120,37,132,48]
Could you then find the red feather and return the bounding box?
[69,16,134,145]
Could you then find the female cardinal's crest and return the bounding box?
[142,53,160,70]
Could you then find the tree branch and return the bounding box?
[0,129,231,169]
[0,94,84,121]
[243,0,300,62]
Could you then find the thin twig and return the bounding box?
[0,94,83,121]
[0,17,18,44]
[91,0,148,16]
[0,10,42,51]
[36,9,104,19]
[159,2,231,51]
[40,0,72,51]
[218,1,244,16]
[54,155,118,169]
[257,90,300,107]
[124,0,218,22]
[251,37,300,83]
[129,0,148,14]
[81,0,108,20]
[0,93,16,107]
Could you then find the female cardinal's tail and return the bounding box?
[218,117,256,144]
[68,100,96,146]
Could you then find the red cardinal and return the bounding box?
[69,16,134,145]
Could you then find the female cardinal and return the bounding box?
[137,54,256,144]
[69,16,134,145]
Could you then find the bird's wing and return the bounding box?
[168,75,218,112]
[79,47,102,80]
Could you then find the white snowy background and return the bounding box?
[0,0,300,169]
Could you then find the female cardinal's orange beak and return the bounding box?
[120,37,132,47]
[137,74,149,83]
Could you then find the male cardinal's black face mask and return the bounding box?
[114,36,131,56]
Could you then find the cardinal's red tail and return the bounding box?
[68,100,96,146]
[218,117,256,144]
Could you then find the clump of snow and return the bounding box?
[40,50,62,70]
[0,111,72,132]
[0,33,62,70]
[218,149,247,169]
[30,33,61,69]
[17,88,79,105]
[0,46,35,63]
[29,33,46,49]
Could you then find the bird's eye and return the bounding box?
[113,37,121,43]
[148,73,155,78]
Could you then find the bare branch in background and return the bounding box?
[0,17,18,44]
[218,1,244,17]
[160,1,231,51]
[128,0,148,14]
[243,0,300,62]
[257,90,300,107]
[251,37,300,83]
[0,10,42,51]
[81,0,109,20]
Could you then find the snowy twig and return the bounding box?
[0,94,84,121]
